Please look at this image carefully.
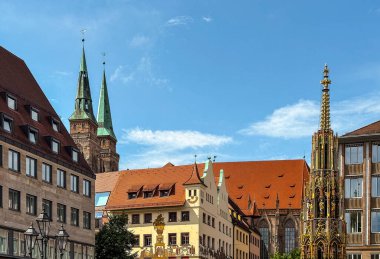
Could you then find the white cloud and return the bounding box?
[166,16,193,26]
[202,16,213,23]
[240,100,319,138]
[121,128,232,151]
[240,93,380,139]
[119,128,233,169]
[110,56,169,89]
[129,35,150,48]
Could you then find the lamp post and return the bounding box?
[55,224,69,259]
[24,223,39,258]
[35,209,50,259]
[24,209,69,259]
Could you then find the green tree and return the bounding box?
[271,248,301,259]
[95,213,136,259]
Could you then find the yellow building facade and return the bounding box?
[103,160,233,258]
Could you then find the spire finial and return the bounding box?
[320,63,331,90]
[319,64,332,130]
[80,29,87,46]
[194,154,197,163]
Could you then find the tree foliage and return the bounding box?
[271,248,301,259]
[95,213,136,259]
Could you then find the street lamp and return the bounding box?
[55,224,69,259]
[24,223,39,258]
[36,209,50,258]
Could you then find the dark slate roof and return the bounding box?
[0,46,94,178]
[342,120,380,137]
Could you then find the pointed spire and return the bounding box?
[319,64,331,130]
[69,39,97,123]
[97,60,117,140]
[184,161,204,186]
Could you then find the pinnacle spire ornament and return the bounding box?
[319,64,331,131]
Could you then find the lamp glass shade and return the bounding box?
[36,209,50,237]
[24,223,38,255]
[56,224,69,252]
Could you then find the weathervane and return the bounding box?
[80,29,87,44]
[102,52,106,66]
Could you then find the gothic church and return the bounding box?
[69,41,119,173]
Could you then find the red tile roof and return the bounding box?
[104,159,309,213]
[212,160,309,212]
[342,120,380,137]
[95,171,121,192]
[0,46,93,177]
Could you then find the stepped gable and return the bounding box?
[0,46,93,177]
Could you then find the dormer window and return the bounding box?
[159,190,169,197]
[6,94,16,110]
[31,108,38,122]
[51,139,60,153]
[1,114,12,133]
[52,119,59,132]
[72,149,79,162]
[143,191,153,198]
[128,192,137,199]
[28,128,38,144]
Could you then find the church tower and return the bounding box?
[69,40,101,173]
[96,63,119,172]
[300,65,346,259]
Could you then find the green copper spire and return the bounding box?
[69,40,97,123]
[97,64,117,140]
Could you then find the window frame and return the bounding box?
[6,94,16,110]
[144,213,152,224]
[42,199,52,221]
[143,234,152,247]
[8,189,20,211]
[57,203,66,223]
[26,194,37,216]
[131,214,140,224]
[42,163,52,184]
[168,233,177,245]
[1,114,12,133]
[71,207,79,227]
[345,144,364,165]
[30,107,39,122]
[83,179,91,197]
[51,118,60,132]
[8,149,20,172]
[72,148,79,162]
[181,232,190,245]
[345,177,363,198]
[181,211,190,222]
[57,169,66,189]
[345,210,362,233]
[27,126,39,144]
[70,174,79,193]
[83,211,91,229]
[51,138,60,154]
[168,212,177,222]
[25,156,37,179]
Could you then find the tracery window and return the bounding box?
[259,220,269,259]
[284,220,295,253]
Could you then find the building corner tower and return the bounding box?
[300,65,346,259]
[69,40,101,173]
[96,63,119,172]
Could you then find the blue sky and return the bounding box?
[2,0,380,169]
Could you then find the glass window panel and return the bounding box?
[0,229,8,254]
[3,119,11,132]
[31,110,38,121]
[346,211,362,233]
[7,96,15,110]
[95,192,110,206]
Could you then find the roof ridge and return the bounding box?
[343,119,380,136]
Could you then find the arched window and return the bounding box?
[259,220,269,259]
[285,220,295,253]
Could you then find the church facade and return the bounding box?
[69,41,119,174]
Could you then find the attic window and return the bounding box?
[264,194,270,199]
[1,114,12,133]
[28,127,38,144]
[72,149,79,162]
[6,94,16,110]
[30,108,39,122]
[290,184,296,188]
[238,185,244,189]
[128,192,137,199]
[160,190,170,197]
[265,184,271,188]
[51,118,60,132]
[278,174,284,178]
[143,191,153,198]
[236,195,242,200]
[289,194,296,199]
[51,138,60,153]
